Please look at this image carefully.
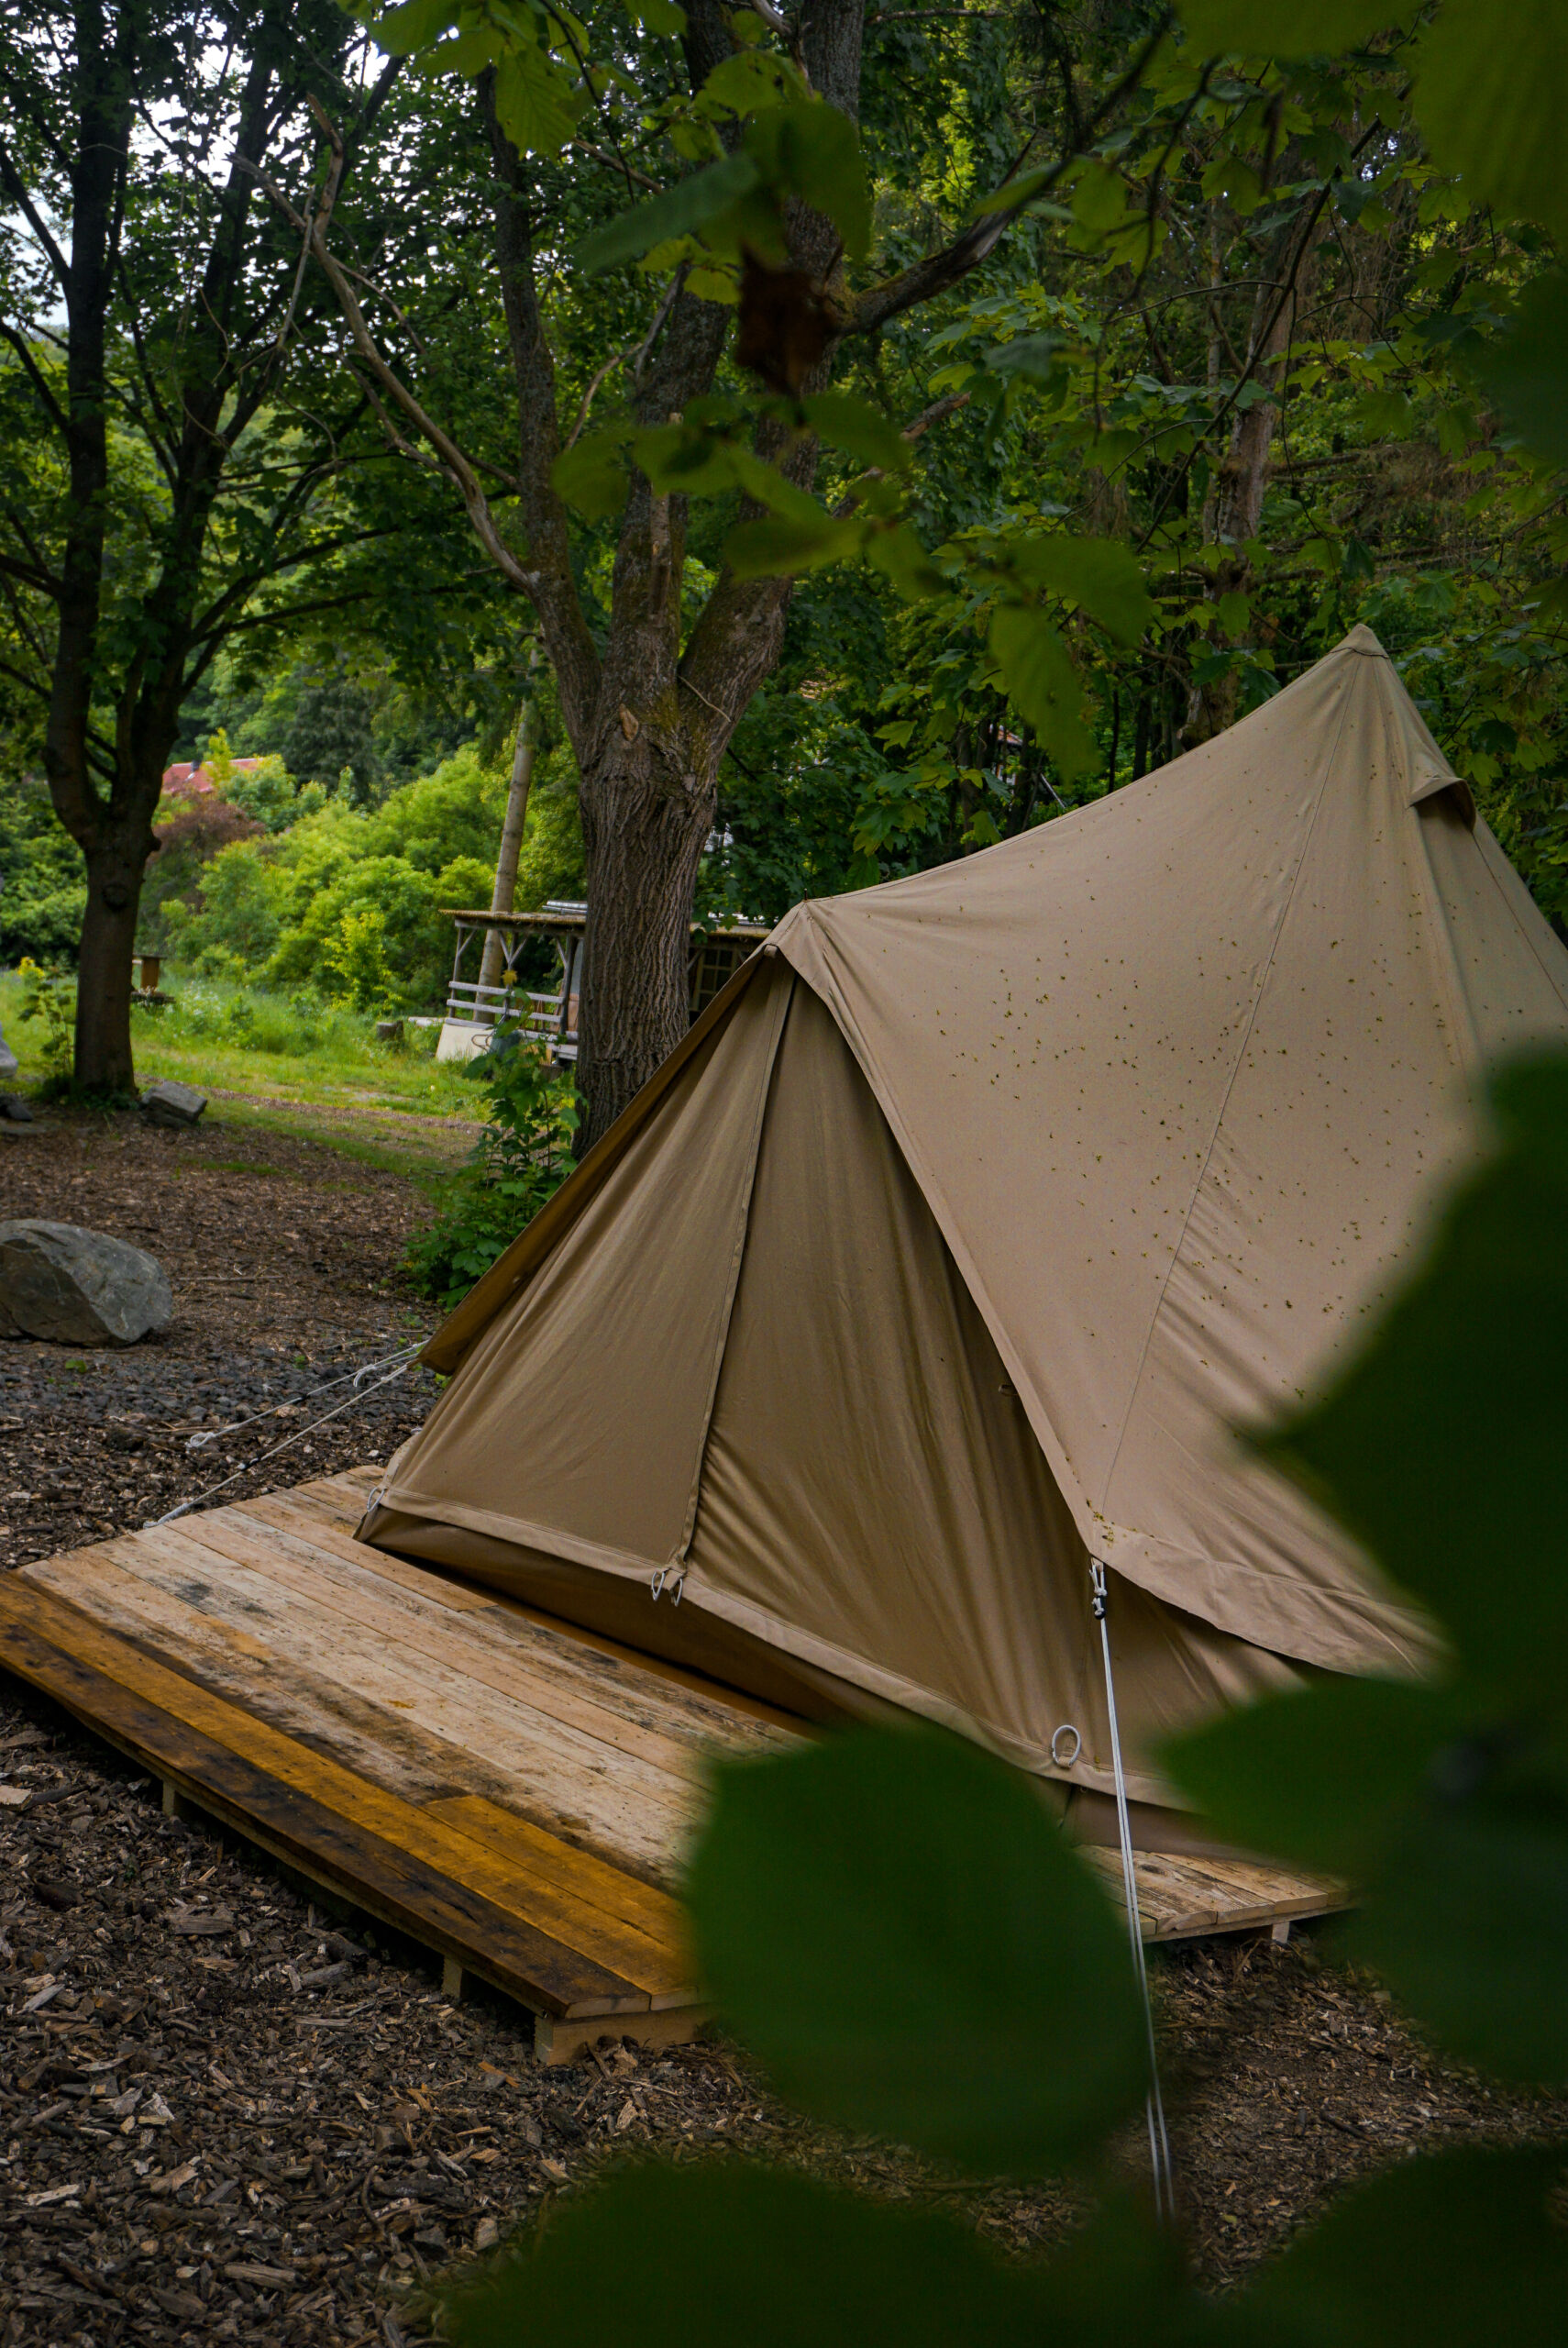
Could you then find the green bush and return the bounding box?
[161,743,585,1012]
[406,1024,578,1310]
[15,958,74,1082]
[0,776,86,965]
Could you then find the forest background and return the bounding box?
[2,0,1565,1047]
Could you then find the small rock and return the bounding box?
[374,1019,404,1044]
[473,2217,499,2254]
[0,1220,174,1346]
[0,1095,34,1123]
[139,1078,206,1127]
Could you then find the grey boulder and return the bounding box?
[140,1078,206,1127]
[0,1220,173,1346]
[0,1023,17,1083]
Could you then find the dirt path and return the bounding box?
[3,1115,1564,2345]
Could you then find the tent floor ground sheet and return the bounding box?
[0,1467,1346,2058]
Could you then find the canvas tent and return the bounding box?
[361,626,1568,1845]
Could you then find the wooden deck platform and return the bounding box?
[0,1468,1345,2059]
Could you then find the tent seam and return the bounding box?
[673,967,796,1563]
[1095,663,1359,1517]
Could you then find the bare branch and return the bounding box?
[0,135,71,290]
[245,105,542,602]
[569,138,664,193]
[0,320,68,437]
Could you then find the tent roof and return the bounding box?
[764,626,1568,1667]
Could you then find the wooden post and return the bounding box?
[477,650,542,1013]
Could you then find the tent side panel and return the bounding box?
[370,958,791,1577]
[679,980,1304,1800]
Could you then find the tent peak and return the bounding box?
[1335,620,1391,659]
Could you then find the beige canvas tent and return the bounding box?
[360,626,1568,1847]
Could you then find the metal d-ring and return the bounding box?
[1050,1723,1082,1769]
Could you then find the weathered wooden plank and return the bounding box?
[27,1534,696,1889]
[281,1479,805,1739]
[1077,1844,1347,1941]
[148,1509,742,1779]
[421,1795,693,2000]
[0,1583,647,2019]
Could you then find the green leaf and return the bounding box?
[631,0,686,32]
[575,150,762,273]
[1348,1753,1568,2084]
[745,101,871,260]
[494,39,587,160]
[1237,2144,1568,2348]
[867,523,947,602]
[633,421,741,496]
[988,605,1098,778]
[1165,1678,1474,1877]
[685,1723,1147,2172]
[1418,0,1568,247]
[1473,271,1568,467]
[702,49,809,114]
[1008,537,1154,648]
[800,392,911,472]
[549,426,631,520]
[722,512,867,579]
[370,0,460,58]
[1174,2,1411,55]
[1260,1053,1568,1717]
[439,2161,1054,2348]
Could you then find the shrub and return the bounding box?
[406,1024,578,1310]
[15,958,74,1081]
[0,775,87,965]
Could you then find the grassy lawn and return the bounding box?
[0,969,485,1178]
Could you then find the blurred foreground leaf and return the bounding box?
[441,2161,1054,2348]
[685,1723,1147,2173]
[1260,1057,1568,1718]
[1170,1054,1568,2084]
[988,605,1097,778]
[1473,271,1568,468]
[1236,2143,1568,2348]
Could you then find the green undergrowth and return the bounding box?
[0,968,480,1124]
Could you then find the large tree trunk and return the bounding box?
[75,812,155,1093]
[577,723,715,1136]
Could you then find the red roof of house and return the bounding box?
[161,757,269,797]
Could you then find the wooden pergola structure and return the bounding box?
[438,900,771,1062]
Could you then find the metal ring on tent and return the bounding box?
[1050,1724,1082,1769]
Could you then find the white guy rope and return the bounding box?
[146,1349,422,1529]
[186,1343,424,1449]
[1091,1557,1176,2223]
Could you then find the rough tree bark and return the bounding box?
[487,0,878,1149]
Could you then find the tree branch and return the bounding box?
[244,107,543,612]
[0,133,72,289]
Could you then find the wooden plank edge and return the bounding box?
[0,1608,645,2024]
[534,2003,713,2066]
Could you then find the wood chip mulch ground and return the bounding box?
[3,1107,1564,2344]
